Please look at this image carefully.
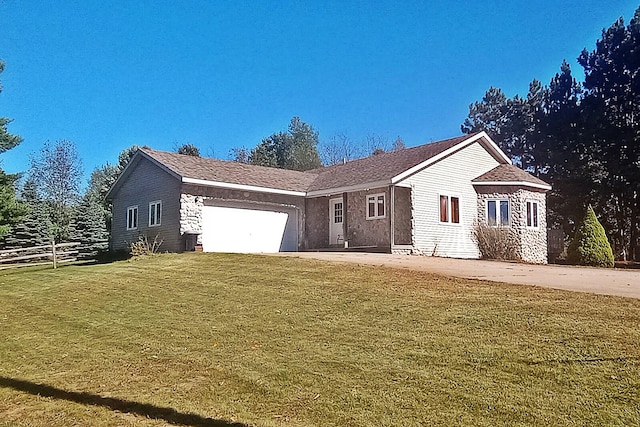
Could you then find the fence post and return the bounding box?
[51,240,57,269]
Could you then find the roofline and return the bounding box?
[182,177,307,197]
[472,181,552,191]
[306,180,391,197]
[391,132,512,184]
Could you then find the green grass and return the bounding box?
[1,253,639,426]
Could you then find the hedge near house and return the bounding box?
[567,206,614,268]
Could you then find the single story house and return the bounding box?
[106,131,552,263]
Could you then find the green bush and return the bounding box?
[567,206,614,268]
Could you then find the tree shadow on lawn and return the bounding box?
[0,376,248,427]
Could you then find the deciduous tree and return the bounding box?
[29,140,83,242]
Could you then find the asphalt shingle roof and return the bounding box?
[136,133,548,194]
[472,164,551,187]
[141,148,318,193]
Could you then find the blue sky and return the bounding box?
[1,1,638,186]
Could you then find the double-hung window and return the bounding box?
[366,193,385,220]
[149,200,162,227]
[439,195,460,224]
[526,201,539,228]
[127,205,138,230]
[487,199,510,227]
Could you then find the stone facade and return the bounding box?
[476,185,548,264]
[345,187,390,248]
[179,194,204,244]
[393,186,412,246]
[305,196,330,249]
[305,186,410,250]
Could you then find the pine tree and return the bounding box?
[71,196,109,259]
[2,179,51,248]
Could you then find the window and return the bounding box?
[526,201,539,228]
[366,193,385,220]
[334,201,343,223]
[439,195,460,224]
[149,200,162,227]
[487,199,509,226]
[127,205,138,230]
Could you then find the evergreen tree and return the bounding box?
[2,179,51,248]
[176,143,201,157]
[0,60,25,239]
[0,170,26,239]
[577,7,640,260]
[0,61,22,154]
[568,206,615,268]
[71,195,109,259]
[249,117,322,171]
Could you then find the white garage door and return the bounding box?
[201,205,297,253]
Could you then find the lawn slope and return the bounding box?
[0,253,639,426]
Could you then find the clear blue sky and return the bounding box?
[1,0,638,186]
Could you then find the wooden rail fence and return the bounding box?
[0,242,81,270]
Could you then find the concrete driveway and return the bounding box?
[279,252,640,299]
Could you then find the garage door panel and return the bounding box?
[202,205,297,253]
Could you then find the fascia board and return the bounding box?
[306,180,391,197]
[472,181,552,191]
[477,131,512,164]
[182,177,307,197]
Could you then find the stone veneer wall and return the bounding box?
[393,186,412,246]
[305,196,330,249]
[180,194,204,243]
[346,187,390,248]
[476,185,548,264]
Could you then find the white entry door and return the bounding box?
[329,197,344,246]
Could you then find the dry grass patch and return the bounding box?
[0,253,639,426]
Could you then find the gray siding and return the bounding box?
[111,158,182,252]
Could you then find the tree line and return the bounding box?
[462,7,640,261]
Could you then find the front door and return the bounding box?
[329,197,344,246]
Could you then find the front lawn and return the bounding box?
[0,253,639,426]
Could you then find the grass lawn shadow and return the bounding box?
[0,376,247,427]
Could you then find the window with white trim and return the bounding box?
[149,200,162,227]
[439,195,460,224]
[366,193,385,220]
[127,205,138,230]
[526,201,539,228]
[487,199,510,227]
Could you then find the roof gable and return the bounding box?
[306,132,510,194]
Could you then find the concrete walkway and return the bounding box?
[279,252,640,299]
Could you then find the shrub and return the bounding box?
[129,235,163,257]
[472,224,519,261]
[567,206,614,268]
